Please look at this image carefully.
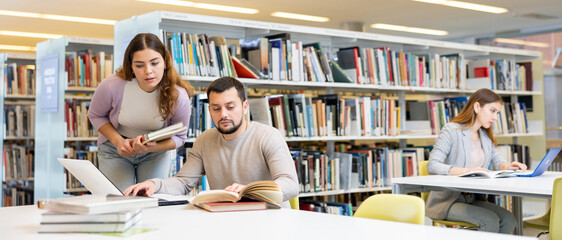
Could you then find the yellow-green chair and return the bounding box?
[420,161,478,229]
[551,178,562,240]
[289,197,299,210]
[523,209,549,238]
[353,194,425,225]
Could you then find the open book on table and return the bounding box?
[141,122,187,144]
[192,181,283,211]
[459,170,515,178]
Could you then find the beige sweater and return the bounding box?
[151,121,299,208]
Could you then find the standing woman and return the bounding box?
[426,88,527,233]
[88,33,193,191]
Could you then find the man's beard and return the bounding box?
[216,118,243,134]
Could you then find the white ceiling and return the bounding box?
[2,0,562,55]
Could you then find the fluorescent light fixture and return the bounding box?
[136,0,258,14]
[494,38,549,48]
[371,23,448,36]
[194,3,258,14]
[271,12,329,22]
[413,0,508,14]
[0,44,36,51]
[0,10,116,25]
[0,30,62,39]
[137,0,194,7]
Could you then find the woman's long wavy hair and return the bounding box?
[116,33,193,120]
[451,88,503,146]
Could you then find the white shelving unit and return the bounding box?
[34,36,113,202]
[114,11,545,198]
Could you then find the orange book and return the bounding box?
[194,201,267,212]
[231,56,259,79]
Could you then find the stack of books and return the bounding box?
[37,194,158,233]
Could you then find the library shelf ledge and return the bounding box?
[298,186,392,197]
[4,136,34,140]
[182,76,541,95]
[65,137,98,142]
[65,86,96,92]
[186,135,438,143]
[5,94,35,100]
[495,132,543,137]
[4,178,34,182]
[64,95,92,100]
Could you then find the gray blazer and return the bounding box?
[425,122,505,220]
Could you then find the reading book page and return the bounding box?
[191,181,283,208]
[459,170,515,178]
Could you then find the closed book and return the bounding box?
[141,122,187,144]
[37,195,158,214]
[41,209,141,223]
[39,210,142,233]
[194,201,267,212]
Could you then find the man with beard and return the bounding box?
[124,77,299,208]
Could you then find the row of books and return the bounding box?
[63,146,98,190]
[467,59,533,91]
[64,50,113,88]
[492,101,529,135]
[299,201,352,216]
[160,31,534,92]
[3,144,34,181]
[2,184,33,207]
[337,47,465,89]
[65,99,97,138]
[248,94,401,138]
[4,63,35,96]
[290,147,427,193]
[4,105,35,138]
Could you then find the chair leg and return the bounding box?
[536,231,549,238]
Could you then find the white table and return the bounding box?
[1,204,536,240]
[392,171,562,235]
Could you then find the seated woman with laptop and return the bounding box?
[426,88,527,233]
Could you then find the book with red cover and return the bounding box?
[231,56,259,79]
[194,201,267,212]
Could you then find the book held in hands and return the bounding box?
[141,122,187,144]
[459,170,515,179]
[192,181,283,211]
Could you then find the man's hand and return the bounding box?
[224,183,246,193]
[123,180,157,197]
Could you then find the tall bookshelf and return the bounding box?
[114,11,545,200]
[1,53,36,207]
[34,37,113,202]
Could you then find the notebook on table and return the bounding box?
[57,158,189,206]
[514,147,561,177]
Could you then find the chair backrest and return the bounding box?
[419,161,429,202]
[551,178,562,240]
[353,194,425,225]
[289,197,300,210]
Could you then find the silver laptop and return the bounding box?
[57,158,188,206]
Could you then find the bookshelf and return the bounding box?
[1,53,36,207]
[114,11,545,201]
[34,36,113,202]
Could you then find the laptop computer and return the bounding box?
[514,147,561,177]
[57,158,189,206]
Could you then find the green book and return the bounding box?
[330,60,353,83]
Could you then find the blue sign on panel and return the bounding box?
[41,54,59,112]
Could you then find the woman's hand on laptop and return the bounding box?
[124,180,156,197]
[501,161,528,171]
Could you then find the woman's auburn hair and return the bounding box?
[115,33,193,120]
[451,88,503,146]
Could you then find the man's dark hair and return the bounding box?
[206,77,246,101]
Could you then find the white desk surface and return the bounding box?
[1,204,536,240]
[392,171,562,198]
